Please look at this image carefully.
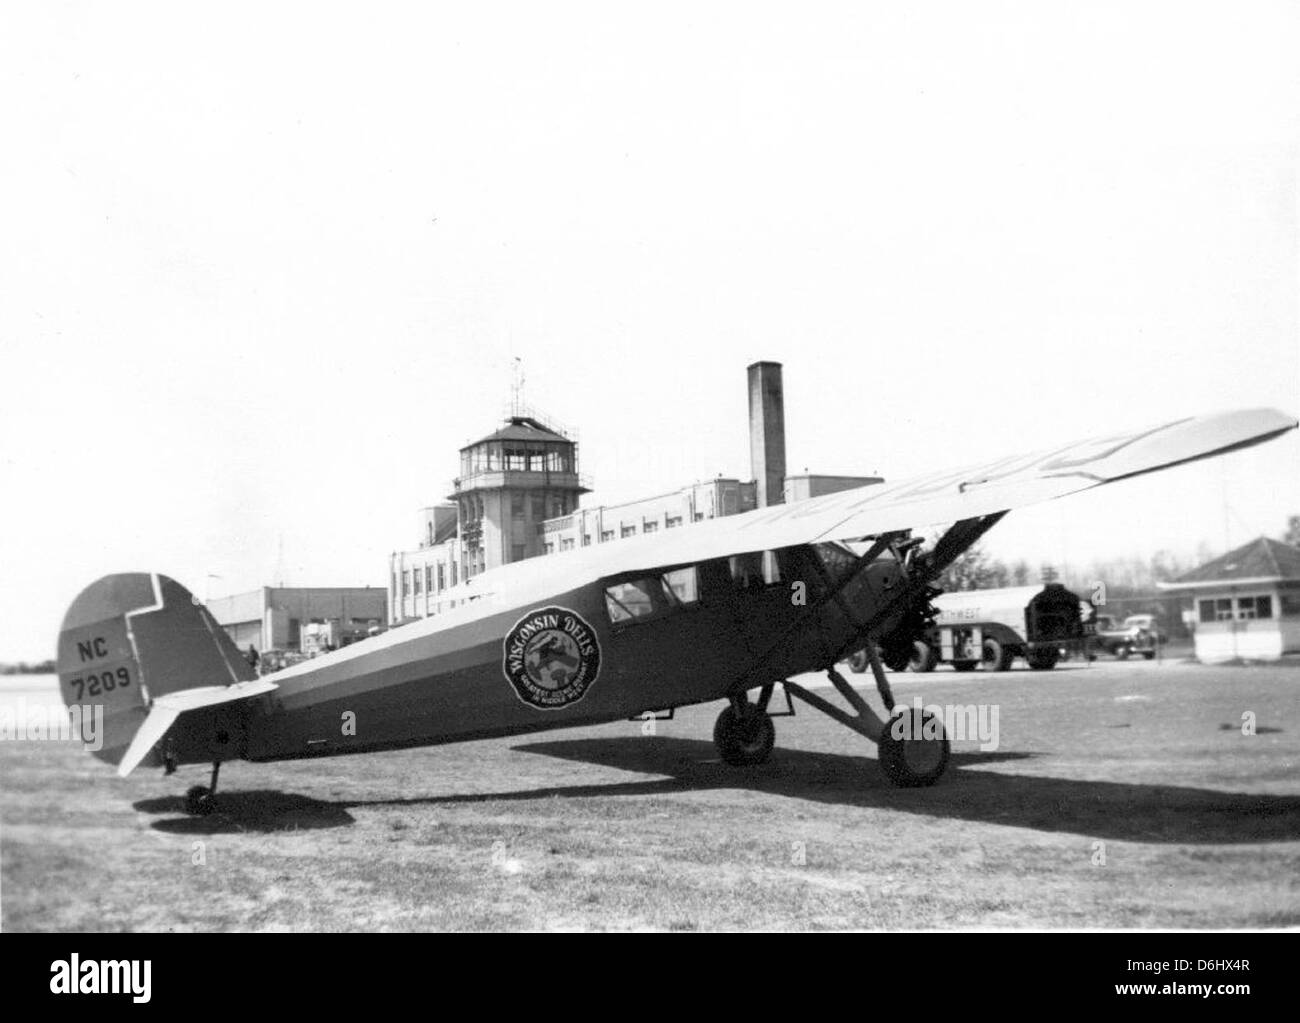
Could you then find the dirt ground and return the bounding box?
[2,658,1297,931]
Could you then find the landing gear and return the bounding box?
[878,706,950,787]
[713,698,776,766]
[183,762,221,815]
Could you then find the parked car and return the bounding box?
[1093,613,1166,660]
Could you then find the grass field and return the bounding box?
[2,658,1298,931]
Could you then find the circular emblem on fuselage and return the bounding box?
[502,606,602,710]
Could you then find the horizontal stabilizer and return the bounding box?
[116,678,278,778]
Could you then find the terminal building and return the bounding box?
[388,362,881,625]
[208,586,388,655]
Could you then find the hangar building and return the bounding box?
[208,587,387,655]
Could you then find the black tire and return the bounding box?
[847,649,869,674]
[184,785,215,816]
[981,637,1011,672]
[1141,651,1156,660]
[713,703,776,766]
[1116,644,1131,660]
[878,708,951,787]
[908,641,937,673]
[1028,647,1059,670]
[952,661,977,672]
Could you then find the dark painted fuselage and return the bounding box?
[168,545,902,767]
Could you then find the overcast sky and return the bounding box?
[2,2,1297,661]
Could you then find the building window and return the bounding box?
[601,530,614,543]
[666,515,682,529]
[414,571,422,595]
[582,534,592,547]
[531,494,546,520]
[512,543,526,562]
[621,524,637,538]
[451,562,458,587]
[1237,595,1273,620]
[643,520,658,533]
[693,512,705,522]
[402,571,411,597]
[544,542,555,555]
[437,564,445,591]
[560,537,575,551]
[512,493,525,517]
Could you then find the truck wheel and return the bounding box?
[1116,644,1131,660]
[1028,648,1059,670]
[908,641,937,673]
[981,638,1011,671]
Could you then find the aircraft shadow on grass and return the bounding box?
[134,791,355,834]
[136,736,1300,844]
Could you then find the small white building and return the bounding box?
[1157,537,1300,662]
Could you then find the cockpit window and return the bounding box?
[814,541,861,583]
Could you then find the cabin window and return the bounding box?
[605,569,699,625]
[729,551,785,590]
[663,566,699,605]
[606,579,662,622]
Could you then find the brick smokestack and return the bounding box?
[748,361,787,508]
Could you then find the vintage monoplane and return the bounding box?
[56,408,1295,812]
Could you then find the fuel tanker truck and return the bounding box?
[848,583,1089,673]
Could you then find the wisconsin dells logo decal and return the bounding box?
[503,606,602,710]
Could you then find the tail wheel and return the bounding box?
[981,637,1011,671]
[1028,647,1059,670]
[847,649,869,674]
[713,703,776,766]
[908,640,937,673]
[184,785,216,816]
[878,708,950,787]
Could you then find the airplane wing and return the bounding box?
[116,678,278,777]
[316,407,1294,664]
[579,406,1296,578]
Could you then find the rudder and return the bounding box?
[57,573,256,768]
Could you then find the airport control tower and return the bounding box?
[448,414,590,575]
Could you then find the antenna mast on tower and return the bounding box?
[510,357,526,418]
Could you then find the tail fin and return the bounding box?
[57,573,266,772]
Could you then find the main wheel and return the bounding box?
[1028,647,1059,670]
[878,708,950,787]
[981,637,1011,671]
[847,649,869,673]
[908,640,937,673]
[713,703,776,766]
[184,785,216,816]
